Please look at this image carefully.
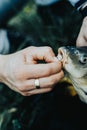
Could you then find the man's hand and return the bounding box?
[0,46,64,96]
[76,16,87,47]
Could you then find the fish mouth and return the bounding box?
[57,47,68,66]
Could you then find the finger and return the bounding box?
[20,62,62,79]
[39,70,64,88]
[25,46,57,63]
[21,71,64,96]
[25,55,37,64]
[19,70,64,92]
[17,79,35,92]
[21,88,53,96]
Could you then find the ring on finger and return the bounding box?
[34,79,40,89]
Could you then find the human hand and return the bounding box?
[76,16,87,47]
[0,46,64,96]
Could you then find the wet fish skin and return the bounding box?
[58,46,87,103]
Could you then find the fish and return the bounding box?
[57,46,87,104]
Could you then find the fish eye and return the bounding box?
[79,56,87,64]
[74,50,79,55]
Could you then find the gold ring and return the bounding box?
[34,79,40,89]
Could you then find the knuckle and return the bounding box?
[50,80,55,86]
[46,68,52,75]
[23,46,36,53]
[20,93,26,96]
[45,46,53,53]
[56,62,62,71]
[29,46,36,50]
[49,78,55,86]
[48,87,53,91]
[60,70,64,78]
[47,88,53,93]
[49,76,61,86]
[26,46,37,53]
[20,92,32,96]
[21,93,28,96]
[18,85,25,92]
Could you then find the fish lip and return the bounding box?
[57,47,68,66]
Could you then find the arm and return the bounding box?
[76,16,87,46]
[68,0,87,47]
[75,1,87,47]
[0,46,64,96]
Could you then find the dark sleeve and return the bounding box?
[0,0,28,27]
[75,0,87,18]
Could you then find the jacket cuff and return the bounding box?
[72,0,87,18]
